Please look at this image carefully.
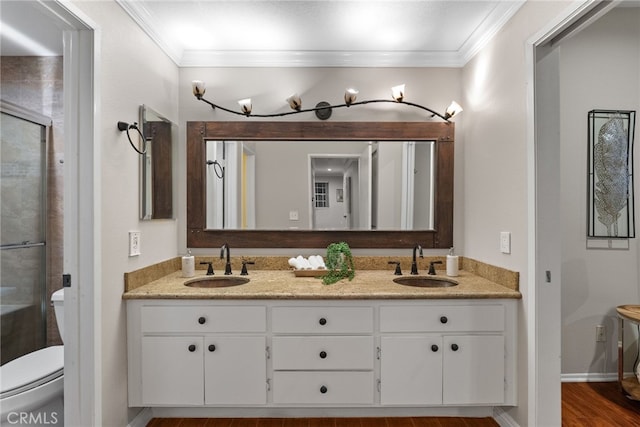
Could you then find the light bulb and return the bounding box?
[344,88,359,106]
[238,98,252,115]
[192,80,206,98]
[445,101,463,119]
[391,84,405,102]
[286,93,302,111]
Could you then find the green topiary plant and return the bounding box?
[322,241,355,285]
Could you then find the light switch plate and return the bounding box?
[129,231,141,257]
[500,231,511,254]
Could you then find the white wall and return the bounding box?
[250,142,370,229]
[558,7,640,377]
[461,1,575,425]
[71,2,179,425]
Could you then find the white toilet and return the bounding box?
[0,288,65,426]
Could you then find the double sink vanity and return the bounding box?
[123,257,520,417]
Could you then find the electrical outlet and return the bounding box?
[129,231,141,257]
[596,325,606,342]
[289,210,299,221]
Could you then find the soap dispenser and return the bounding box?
[182,249,195,278]
[446,247,459,277]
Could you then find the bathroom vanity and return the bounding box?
[124,268,519,417]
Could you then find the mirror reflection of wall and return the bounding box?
[139,105,176,220]
[205,140,435,231]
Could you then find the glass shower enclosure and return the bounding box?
[1,107,48,365]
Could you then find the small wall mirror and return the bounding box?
[139,105,176,220]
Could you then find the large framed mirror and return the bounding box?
[187,121,454,248]
[139,105,177,220]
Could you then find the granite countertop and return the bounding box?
[122,269,521,300]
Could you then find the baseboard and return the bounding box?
[128,407,152,427]
[561,372,618,382]
[493,407,520,427]
[131,405,517,425]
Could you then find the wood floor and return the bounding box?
[562,381,640,426]
[147,417,497,427]
[147,382,640,427]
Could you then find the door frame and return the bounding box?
[39,1,102,425]
[525,1,617,425]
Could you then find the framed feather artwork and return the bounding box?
[587,110,636,239]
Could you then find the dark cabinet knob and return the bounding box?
[451,343,459,352]
[320,385,328,394]
[319,318,327,326]
[188,344,196,352]
[431,345,439,352]
[198,316,206,325]
[319,351,327,359]
[440,316,448,324]
[208,344,216,352]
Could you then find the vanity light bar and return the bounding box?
[191,80,462,122]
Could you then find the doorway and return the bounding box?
[529,1,623,425]
[310,156,358,230]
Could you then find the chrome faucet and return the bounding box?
[411,244,423,275]
[220,243,232,275]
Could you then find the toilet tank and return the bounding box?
[51,288,64,342]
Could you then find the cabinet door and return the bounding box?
[380,335,442,405]
[204,336,267,404]
[141,336,204,405]
[442,335,505,405]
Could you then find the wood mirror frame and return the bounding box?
[187,121,454,248]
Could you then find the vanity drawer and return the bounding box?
[380,305,505,333]
[272,306,373,334]
[272,371,374,405]
[141,305,266,333]
[272,336,374,370]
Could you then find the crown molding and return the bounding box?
[179,50,467,68]
[459,1,526,64]
[115,0,182,64]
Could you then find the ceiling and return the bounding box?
[0,1,65,56]
[1,0,526,67]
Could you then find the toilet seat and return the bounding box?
[0,346,64,399]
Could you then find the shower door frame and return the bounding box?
[0,101,51,362]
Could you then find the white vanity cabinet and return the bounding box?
[379,303,512,406]
[127,298,517,412]
[127,302,267,406]
[270,306,375,405]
